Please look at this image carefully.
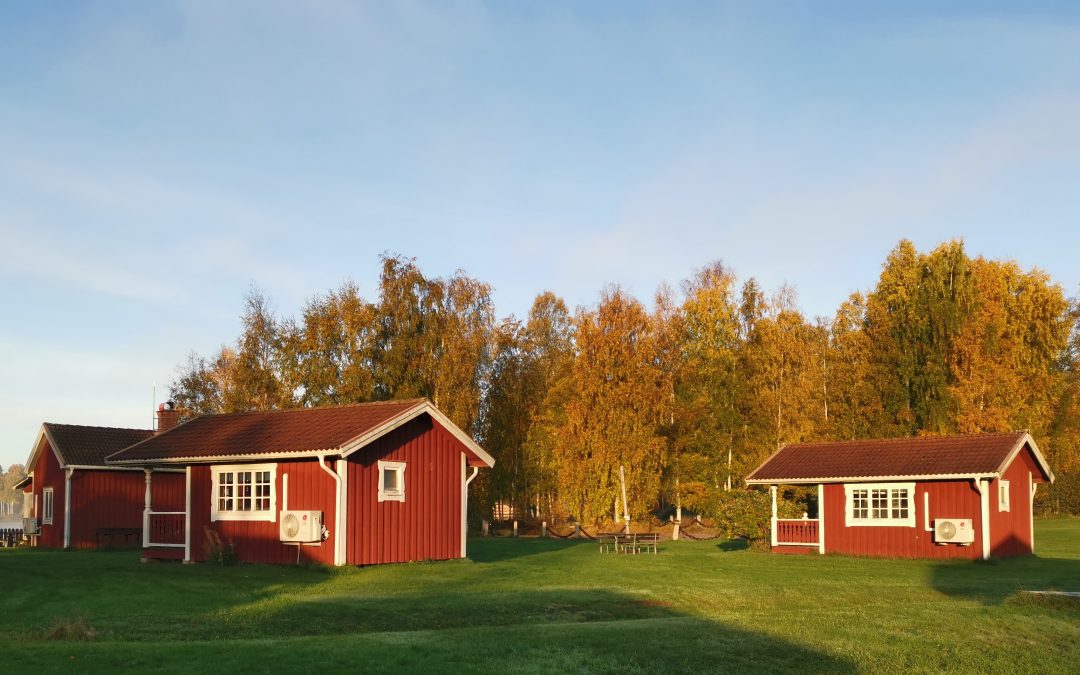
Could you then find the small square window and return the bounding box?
[378,461,406,503]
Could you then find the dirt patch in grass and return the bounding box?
[37,615,98,641]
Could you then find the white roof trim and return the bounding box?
[746,472,996,485]
[340,401,495,468]
[109,449,337,465]
[25,425,67,471]
[108,401,495,469]
[997,432,1055,483]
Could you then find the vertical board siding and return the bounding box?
[816,446,1048,560]
[186,460,338,565]
[988,445,1042,557]
[823,480,984,559]
[69,470,184,548]
[29,442,65,547]
[347,416,464,565]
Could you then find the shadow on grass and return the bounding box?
[160,589,859,672]
[929,550,1080,607]
[715,538,749,552]
[467,537,592,563]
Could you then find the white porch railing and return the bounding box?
[142,469,189,552]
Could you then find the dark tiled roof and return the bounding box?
[109,399,428,463]
[746,432,1030,483]
[44,424,154,467]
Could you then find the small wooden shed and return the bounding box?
[107,399,494,566]
[745,432,1054,559]
[19,423,184,548]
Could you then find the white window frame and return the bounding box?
[211,463,277,522]
[378,460,406,503]
[998,479,1010,512]
[42,488,54,525]
[844,482,916,527]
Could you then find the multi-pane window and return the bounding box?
[871,489,890,519]
[212,465,276,521]
[851,489,869,519]
[845,483,916,527]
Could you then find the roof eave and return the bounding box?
[745,472,998,485]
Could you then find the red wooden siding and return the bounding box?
[28,441,65,547]
[346,416,464,565]
[28,444,186,549]
[187,460,338,565]
[988,445,1040,557]
[68,470,183,548]
[822,480,985,559]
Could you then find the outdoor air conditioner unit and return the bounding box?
[280,510,322,543]
[23,517,40,535]
[934,518,974,545]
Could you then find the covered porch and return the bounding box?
[141,467,190,562]
[768,484,825,554]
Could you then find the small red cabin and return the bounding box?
[745,432,1054,559]
[18,423,184,548]
[106,399,494,566]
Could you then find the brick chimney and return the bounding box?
[157,401,180,433]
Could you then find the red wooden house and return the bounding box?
[745,432,1054,559]
[106,399,494,566]
[17,423,184,548]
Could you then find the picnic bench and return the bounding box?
[96,527,141,548]
[599,532,659,555]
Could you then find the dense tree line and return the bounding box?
[0,464,27,518]
[171,243,1080,523]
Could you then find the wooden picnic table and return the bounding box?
[599,532,659,555]
[96,527,141,548]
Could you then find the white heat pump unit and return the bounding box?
[280,510,322,543]
[934,518,975,545]
[23,517,40,535]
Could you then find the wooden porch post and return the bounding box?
[142,469,153,548]
[770,485,778,547]
[817,483,825,555]
[183,466,192,563]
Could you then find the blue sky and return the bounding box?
[2,1,1079,468]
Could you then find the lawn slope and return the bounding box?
[2,520,1078,673]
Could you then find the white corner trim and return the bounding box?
[923,491,932,532]
[184,467,192,562]
[63,468,73,548]
[975,478,991,560]
[843,483,916,528]
[336,458,348,566]
[817,483,825,555]
[377,460,406,503]
[316,455,345,566]
[1029,471,1037,554]
[210,463,277,522]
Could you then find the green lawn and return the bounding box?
[2,520,1079,673]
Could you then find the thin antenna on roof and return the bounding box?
[152,380,157,431]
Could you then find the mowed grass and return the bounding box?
[2,521,1079,673]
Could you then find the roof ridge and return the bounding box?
[786,430,1025,448]
[44,422,154,433]
[159,398,429,422]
